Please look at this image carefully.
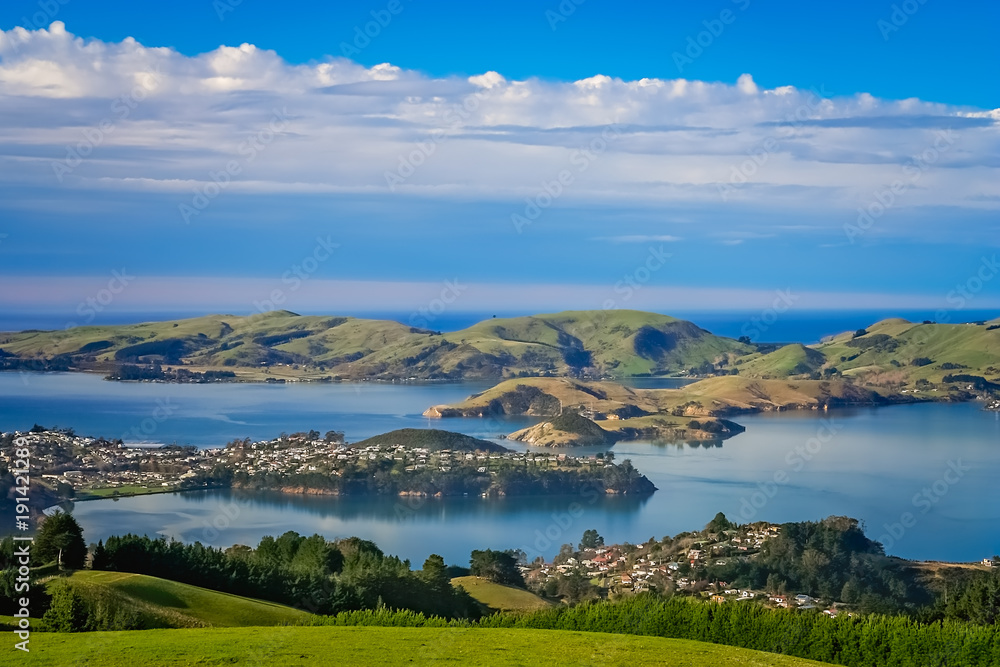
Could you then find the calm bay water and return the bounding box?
[4,372,999,565]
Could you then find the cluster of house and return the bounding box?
[524,526,778,595]
[2,429,601,495]
[221,437,596,479]
[757,593,845,616]
[523,523,845,615]
[1,429,214,492]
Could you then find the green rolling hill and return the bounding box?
[46,571,311,628]
[27,626,831,666]
[450,576,555,612]
[731,319,1000,398]
[735,343,827,378]
[441,310,751,377]
[0,309,751,381]
[813,318,1000,384]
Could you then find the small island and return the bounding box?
[509,412,619,447]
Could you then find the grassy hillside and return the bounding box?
[737,319,1000,388]
[50,571,311,628]
[443,310,752,377]
[0,309,750,381]
[508,412,620,447]
[450,576,554,612]
[26,626,830,666]
[736,344,827,378]
[0,311,435,381]
[670,376,889,414]
[429,375,890,419]
[424,377,662,417]
[813,319,1000,389]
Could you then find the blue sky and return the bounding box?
[0,1,998,321]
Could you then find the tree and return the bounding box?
[35,511,86,569]
[853,328,868,338]
[948,570,1000,625]
[469,549,524,588]
[841,578,862,604]
[90,541,108,570]
[554,543,576,565]
[557,568,597,603]
[705,512,734,534]
[579,529,605,550]
[765,572,786,595]
[420,554,450,591]
[41,581,89,632]
[291,534,343,574]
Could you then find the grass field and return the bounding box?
[814,319,1000,385]
[76,485,177,499]
[25,626,831,666]
[52,571,311,628]
[736,344,827,378]
[450,576,554,612]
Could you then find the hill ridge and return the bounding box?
[0,309,750,381]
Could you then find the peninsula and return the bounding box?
[0,427,657,509]
[422,375,895,446]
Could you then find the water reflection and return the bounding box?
[72,487,652,563]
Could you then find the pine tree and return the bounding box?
[41,581,89,632]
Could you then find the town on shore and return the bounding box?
[1,426,656,503]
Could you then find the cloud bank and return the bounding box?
[0,21,997,226]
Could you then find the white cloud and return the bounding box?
[0,22,997,238]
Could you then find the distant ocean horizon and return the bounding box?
[1,308,997,345]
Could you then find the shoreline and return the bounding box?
[69,484,655,504]
[71,484,228,502]
[0,367,704,386]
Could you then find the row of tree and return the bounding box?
[310,595,1000,667]
[91,531,481,620]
